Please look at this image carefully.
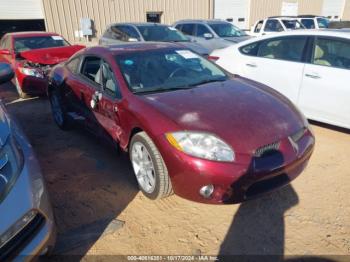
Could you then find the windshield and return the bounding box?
[317,18,330,28]
[282,20,304,30]
[137,25,189,42]
[208,23,247,37]
[116,49,227,94]
[14,35,70,53]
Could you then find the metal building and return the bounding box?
[42,0,214,43]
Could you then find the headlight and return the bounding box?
[166,131,235,162]
[18,67,44,78]
[0,135,24,203]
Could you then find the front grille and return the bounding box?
[245,174,290,199]
[254,141,281,158]
[0,214,45,260]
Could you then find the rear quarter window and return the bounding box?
[239,42,260,56]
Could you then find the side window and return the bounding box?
[257,37,307,62]
[180,24,195,36]
[110,25,140,41]
[313,37,350,70]
[101,61,122,98]
[240,42,260,56]
[174,24,182,31]
[301,19,315,29]
[196,24,211,37]
[3,37,11,50]
[264,20,284,32]
[66,56,81,74]
[0,36,5,48]
[81,57,102,84]
[254,20,264,33]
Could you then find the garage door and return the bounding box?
[214,0,249,29]
[0,0,44,19]
[322,0,345,18]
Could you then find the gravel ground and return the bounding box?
[1,83,349,260]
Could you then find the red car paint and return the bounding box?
[49,43,315,204]
[0,31,84,95]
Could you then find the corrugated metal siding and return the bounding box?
[322,0,344,17]
[42,0,214,43]
[0,0,44,19]
[299,0,323,15]
[343,0,350,19]
[248,0,284,27]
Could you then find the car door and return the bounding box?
[192,24,219,51]
[238,36,308,103]
[298,36,350,128]
[94,60,123,143]
[77,56,104,132]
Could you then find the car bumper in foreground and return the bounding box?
[0,127,55,260]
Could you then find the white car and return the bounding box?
[249,17,305,36]
[210,30,350,129]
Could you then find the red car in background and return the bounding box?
[48,43,315,204]
[0,31,84,98]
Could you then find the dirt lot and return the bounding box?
[1,83,349,259]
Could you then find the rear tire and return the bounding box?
[130,131,173,200]
[49,88,72,131]
[15,77,29,99]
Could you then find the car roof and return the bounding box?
[86,42,182,55]
[232,29,350,47]
[174,19,228,24]
[109,22,169,27]
[298,15,326,18]
[4,31,60,38]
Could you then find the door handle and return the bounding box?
[246,63,257,68]
[305,73,321,79]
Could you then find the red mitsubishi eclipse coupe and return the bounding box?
[48,43,315,204]
[0,32,84,98]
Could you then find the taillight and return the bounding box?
[208,56,220,62]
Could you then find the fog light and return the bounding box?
[199,184,214,199]
[0,210,37,248]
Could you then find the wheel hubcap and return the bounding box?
[51,94,64,125]
[131,142,156,193]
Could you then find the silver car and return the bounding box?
[173,19,251,52]
[0,63,56,259]
[99,22,210,56]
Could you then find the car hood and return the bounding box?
[222,35,252,43]
[19,45,85,65]
[140,78,306,153]
[0,103,10,146]
[173,41,210,55]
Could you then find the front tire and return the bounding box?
[49,88,72,131]
[130,132,173,200]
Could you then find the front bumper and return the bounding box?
[157,129,315,204]
[0,126,55,259]
[15,69,48,95]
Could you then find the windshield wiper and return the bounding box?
[135,86,192,95]
[188,78,227,87]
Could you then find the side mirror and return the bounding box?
[203,33,214,40]
[0,63,14,84]
[0,49,11,55]
[128,37,139,42]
